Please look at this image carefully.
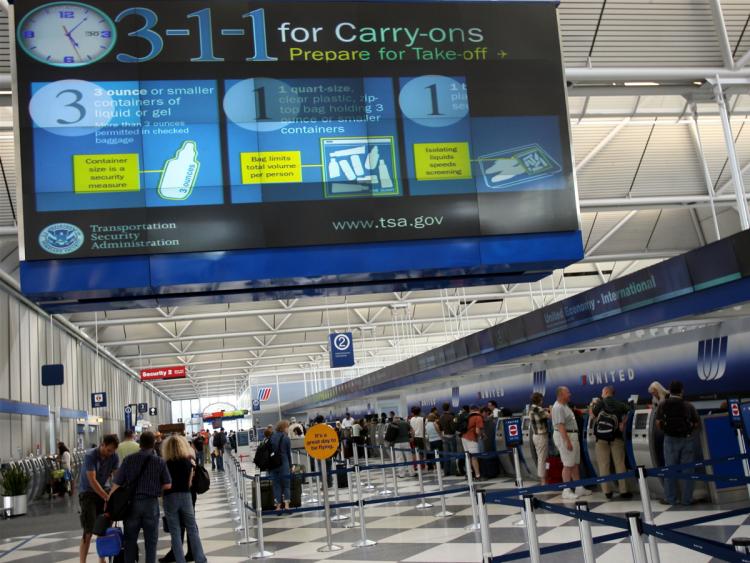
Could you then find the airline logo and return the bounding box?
[257,387,273,402]
[581,368,635,386]
[532,370,546,396]
[697,336,728,382]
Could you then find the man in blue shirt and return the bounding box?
[111,431,172,563]
[78,434,120,563]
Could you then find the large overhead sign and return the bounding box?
[15,0,580,306]
[140,365,186,381]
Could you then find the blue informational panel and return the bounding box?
[14,0,581,309]
[503,417,523,447]
[124,404,134,432]
[138,402,148,414]
[329,332,355,368]
[91,392,107,408]
[728,398,743,429]
[252,399,261,412]
[41,364,64,386]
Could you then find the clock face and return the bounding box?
[17,2,117,67]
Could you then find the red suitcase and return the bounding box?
[546,455,563,484]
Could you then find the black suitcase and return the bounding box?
[335,462,348,489]
[252,476,303,510]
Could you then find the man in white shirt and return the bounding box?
[341,413,354,429]
[409,406,426,474]
[551,386,591,500]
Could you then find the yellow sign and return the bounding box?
[240,151,302,184]
[304,423,340,460]
[73,153,141,193]
[413,142,472,181]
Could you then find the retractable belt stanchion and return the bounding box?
[735,426,750,501]
[237,471,257,546]
[390,446,400,499]
[363,445,375,490]
[233,463,244,531]
[477,489,492,563]
[331,443,349,522]
[523,495,542,563]
[576,501,595,563]
[305,452,319,505]
[317,458,344,553]
[434,450,453,517]
[464,452,480,531]
[344,458,358,529]
[733,537,750,554]
[415,448,433,509]
[636,466,661,563]
[352,446,377,548]
[626,512,648,563]
[512,447,526,528]
[377,445,392,496]
[230,461,241,522]
[250,474,273,559]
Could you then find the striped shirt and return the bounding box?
[113,449,171,498]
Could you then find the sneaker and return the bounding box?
[561,488,577,500]
[619,492,633,500]
[575,487,592,497]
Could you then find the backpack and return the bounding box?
[253,438,282,471]
[384,422,399,443]
[191,464,210,494]
[661,398,692,437]
[455,412,470,435]
[440,413,456,434]
[593,409,620,442]
[106,456,153,521]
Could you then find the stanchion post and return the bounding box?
[377,445,392,496]
[523,495,541,563]
[626,512,648,563]
[415,447,433,510]
[512,448,526,528]
[305,452,319,504]
[250,475,273,559]
[477,489,493,563]
[733,537,750,554]
[344,458,358,528]
[390,446,400,499]
[434,450,453,517]
[464,452,480,531]
[233,465,244,531]
[351,450,377,548]
[363,445,375,490]
[636,466,661,563]
[317,459,344,553]
[575,501,595,563]
[237,472,257,545]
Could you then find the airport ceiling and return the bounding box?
[1,1,750,399]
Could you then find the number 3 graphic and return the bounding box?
[115,7,164,63]
[55,89,85,125]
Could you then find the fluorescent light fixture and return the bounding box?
[623,82,660,87]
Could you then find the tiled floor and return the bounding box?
[1,459,749,563]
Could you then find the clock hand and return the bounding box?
[62,25,83,60]
[67,17,88,36]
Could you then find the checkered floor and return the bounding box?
[1,463,749,563]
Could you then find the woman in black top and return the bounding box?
[161,436,207,563]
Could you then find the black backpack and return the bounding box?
[106,456,153,521]
[594,410,620,442]
[253,438,282,471]
[384,422,399,443]
[662,398,692,437]
[455,412,473,435]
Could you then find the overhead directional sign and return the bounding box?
[149,407,158,416]
[329,332,355,368]
[140,366,186,381]
[138,402,148,414]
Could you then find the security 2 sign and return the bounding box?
[503,417,523,447]
[140,366,186,381]
[329,332,354,368]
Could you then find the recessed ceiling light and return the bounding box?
[624,82,660,87]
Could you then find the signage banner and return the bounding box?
[252,399,261,412]
[729,398,743,429]
[14,0,576,265]
[149,407,158,416]
[124,404,134,432]
[329,332,355,368]
[138,402,148,414]
[140,366,186,381]
[91,392,107,408]
[503,417,522,447]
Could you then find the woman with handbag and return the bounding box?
[269,420,293,515]
[161,436,207,563]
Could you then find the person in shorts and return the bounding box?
[460,405,485,480]
[551,387,591,500]
[79,434,120,563]
[529,392,550,484]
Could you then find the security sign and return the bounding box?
[329,332,355,368]
[729,398,743,429]
[138,402,148,414]
[252,399,261,412]
[91,392,107,408]
[503,417,523,447]
[149,407,158,416]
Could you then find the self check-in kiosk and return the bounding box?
[495,416,536,481]
[519,415,541,480]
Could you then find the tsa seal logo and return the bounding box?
[39,223,84,255]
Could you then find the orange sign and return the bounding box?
[304,423,340,460]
